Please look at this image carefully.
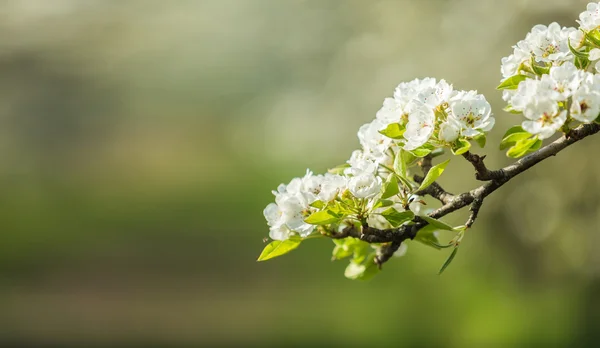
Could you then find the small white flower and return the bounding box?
[449,91,495,137]
[511,79,549,112]
[403,101,435,150]
[346,150,378,176]
[416,79,453,108]
[541,62,582,101]
[568,30,586,49]
[578,2,600,31]
[348,174,382,199]
[501,45,530,79]
[264,203,284,228]
[393,78,437,106]
[590,48,600,61]
[277,195,314,237]
[269,225,291,241]
[522,98,566,139]
[523,23,575,64]
[438,121,460,142]
[318,174,347,202]
[357,119,393,159]
[570,76,600,123]
[376,98,407,125]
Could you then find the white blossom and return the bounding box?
[376,97,406,125]
[523,23,575,64]
[403,100,436,150]
[318,174,348,202]
[570,74,600,123]
[348,174,382,199]
[501,45,530,79]
[438,120,460,142]
[449,91,495,137]
[578,2,600,31]
[345,150,378,176]
[522,98,567,139]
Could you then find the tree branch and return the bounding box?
[352,122,600,267]
[414,174,455,204]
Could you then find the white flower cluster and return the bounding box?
[352,78,494,169]
[264,170,348,240]
[500,2,600,140]
[263,78,494,242]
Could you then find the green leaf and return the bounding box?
[419,215,454,231]
[380,174,400,199]
[394,150,407,178]
[345,253,380,281]
[503,105,522,114]
[530,58,550,75]
[332,237,369,261]
[373,199,394,209]
[499,132,532,150]
[392,150,414,189]
[430,148,445,158]
[309,200,325,209]
[500,125,526,138]
[568,37,589,59]
[497,75,527,90]
[257,237,302,261]
[438,247,459,275]
[506,136,540,158]
[473,133,486,148]
[586,30,600,47]
[327,200,355,217]
[409,147,433,158]
[574,55,590,70]
[499,125,532,150]
[529,138,542,152]
[451,138,471,155]
[305,210,340,225]
[379,123,405,139]
[381,208,415,227]
[414,224,442,250]
[417,159,450,191]
[328,163,350,175]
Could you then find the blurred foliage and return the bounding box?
[0,0,599,346]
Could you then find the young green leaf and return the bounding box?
[257,237,302,261]
[414,224,442,250]
[332,237,369,261]
[503,105,522,114]
[417,159,450,191]
[499,131,532,150]
[497,74,527,90]
[381,174,400,199]
[305,210,340,225]
[506,136,540,158]
[568,37,589,59]
[328,163,350,175]
[381,208,415,227]
[409,147,433,158]
[438,247,459,275]
[344,253,380,280]
[586,30,600,47]
[530,58,550,75]
[373,199,394,209]
[379,123,405,139]
[309,200,325,209]
[473,133,486,148]
[419,215,454,231]
[451,138,471,155]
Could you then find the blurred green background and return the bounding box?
[1,0,599,347]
